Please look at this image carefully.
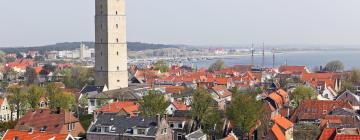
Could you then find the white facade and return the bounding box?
[0,98,17,122]
[95,0,129,90]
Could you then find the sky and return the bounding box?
[0,0,360,47]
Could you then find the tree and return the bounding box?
[27,85,45,109]
[34,56,45,62]
[191,88,213,128]
[16,52,23,59]
[202,109,223,139]
[154,60,169,73]
[60,67,95,89]
[45,83,75,110]
[208,59,225,72]
[139,90,169,117]
[7,85,28,120]
[226,93,264,139]
[0,51,6,63]
[324,60,344,72]
[290,86,316,108]
[5,57,16,62]
[24,66,37,85]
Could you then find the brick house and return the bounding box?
[14,109,85,137]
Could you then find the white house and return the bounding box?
[0,97,17,122]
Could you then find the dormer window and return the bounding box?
[110,126,116,132]
[125,128,133,134]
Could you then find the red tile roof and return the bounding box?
[272,115,293,130]
[279,65,308,74]
[271,124,286,140]
[0,97,4,105]
[290,100,353,122]
[2,129,69,140]
[15,109,80,134]
[164,86,186,94]
[95,101,139,116]
[6,59,34,70]
[172,101,190,111]
[212,85,232,98]
[319,128,336,140]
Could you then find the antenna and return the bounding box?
[251,43,254,66]
[262,43,265,68]
[272,48,276,68]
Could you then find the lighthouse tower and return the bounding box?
[95,0,128,90]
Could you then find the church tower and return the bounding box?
[95,0,128,90]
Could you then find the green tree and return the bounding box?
[24,66,37,85]
[139,90,169,117]
[202,109,223,139]
[45,83,75,110]
[7,85,28,120]
[16,52,23,59]
[27,85,45,109]
[0,51,6,63]
[60,67,94,89]
[5,57,16,62]
[154,60,169,73]
[291,86,317,107]
[226,93,264,139]
[34,56,45,62]
[208,59,225,72]
[324,60,344,72]
[191,88,213,128]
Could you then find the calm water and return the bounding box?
[193,50,360,70]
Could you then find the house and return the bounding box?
[317,85,338,101]
[290,100,353,123]
[14,109,85,137]
[209,85,232,110]
[168,110,194,140]
[301,72,342,92]
[318,128,360,140]
[185,129,207,140]
[86,85,146,114]
[0,97,16,122]
[267,115,294,140]
[278,65,309,75]
[94,101,139,119]
[336,90,360,110]
[2,129,74,140]
[166,100,191,115]
[79,85,108,101]
[5,59,34,73]
[210,85,232,102]
[87,114,173,140]
[267,89,289,110]
[319,115,360,129]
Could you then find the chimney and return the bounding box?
[156,114,161,127]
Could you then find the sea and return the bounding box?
[192,50,360,70]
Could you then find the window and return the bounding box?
[90,99,95,106]
[178,123,183,128]
[0,115,2,121]
[117,80,120,82]
[177,133,183,140]
[161,128,167,135]
[117,66,119,70]
[170,123,174,128]
[117,51,119,55]
[68,123,75,131]
[137,128,146,135]
[110,126,116,132]
[104,127,109,132]
[116,11,118,15]
[100,52,102,56]
[116,24,118,28]
[312,108,317,113]
[101,66,103,70]
[116,38,119,43]
[100,24,103,29]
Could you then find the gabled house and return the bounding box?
[166,100,191,115]
[14,109,85,137]
[267,115,294,140]
[0,97,17,122]
[267,89,289,110]
[210,85,232,102]
[87,114,173,140]
[336,90,360,110]
[2,129,74,140]
[168,110,194,140]
[290,100,353,123]
[317,85,338,101]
